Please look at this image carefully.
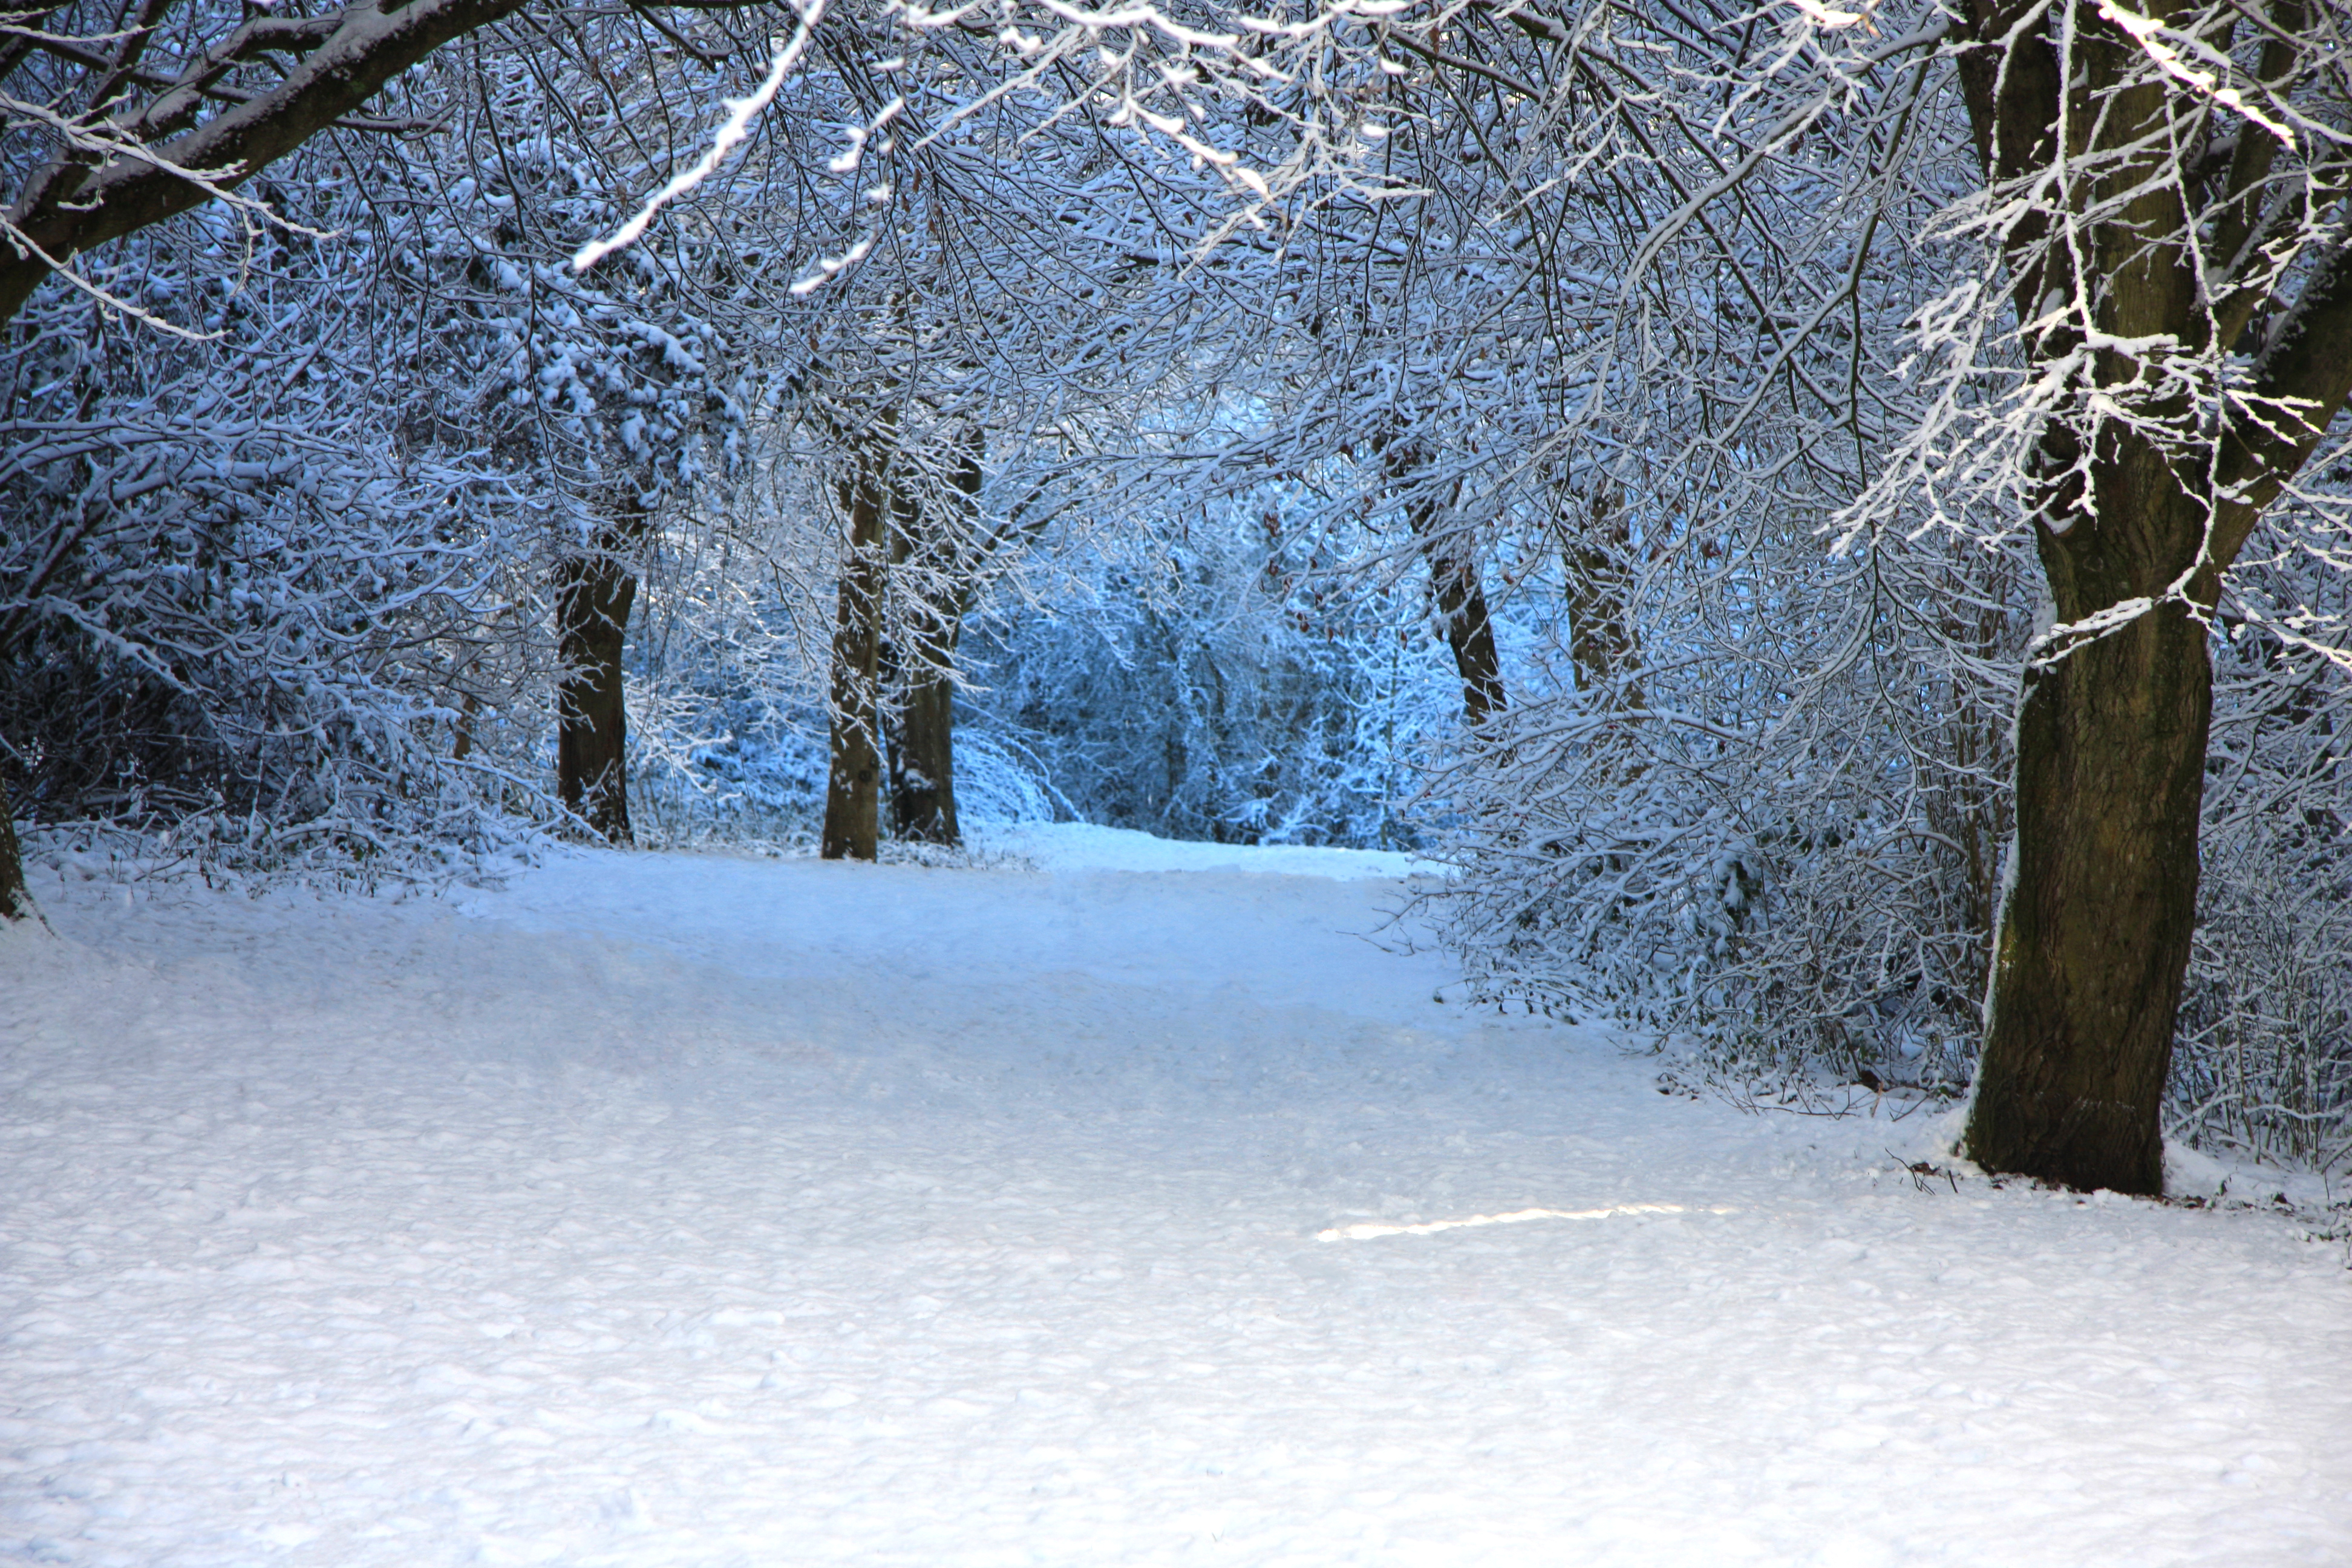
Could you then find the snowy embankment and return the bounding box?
[3,828,2348,1567]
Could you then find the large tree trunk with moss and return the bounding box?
[1967,595,2212,1195]
[1964,433,2221,1197]
[1949,0,2352,1192]
[822,463,891,861]
[554,508,645,845]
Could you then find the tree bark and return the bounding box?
[821,460,890,861]
[1431,538,1506,728]
[1963,412,2219,1195]
[1564,487,1641,710]
[1967,596,2212,1195]
[883,436,984,847]
[554,507,644,846]
[889,668,958,846]
[0,769,28,921]
[1383,443,1504,725]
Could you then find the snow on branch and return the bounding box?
[572,0,829,272]
[2091,0,2296,148]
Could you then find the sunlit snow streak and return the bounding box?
[1316,1202,1736,1243]
[570,0,827,272]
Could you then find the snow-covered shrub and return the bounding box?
[0,174,552,885]
[1438,507,2352,1160]
[1428,500,2028,1094]
[630,717,832,848]
[2172,571,2352,1171]
[960,501,1463,848]
[2179,831,2352,1174]
[616,508,835,849]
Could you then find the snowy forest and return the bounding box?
[7,0,2352,1200]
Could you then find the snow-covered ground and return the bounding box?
[4,826,2348,1567]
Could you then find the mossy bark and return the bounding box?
[1966,595,2212,1195]
[1965,408,2219,1195]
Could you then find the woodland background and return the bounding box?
[4,0,2350,1187]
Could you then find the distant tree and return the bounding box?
[780,26,1259,860]
[0,0,1400,893]
[380,13,783,843]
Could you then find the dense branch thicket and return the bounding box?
[1,158,549,883]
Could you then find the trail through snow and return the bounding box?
[4,827,2348,1566]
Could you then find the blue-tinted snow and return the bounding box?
[2,841,2347,1566]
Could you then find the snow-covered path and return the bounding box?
[4,831,2348,1566]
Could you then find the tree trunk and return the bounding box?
[889,668,959,846]
[1966,596,2212,1195]
[555,508,645,846]
[1964,436,2217,1194]
[1430,540,1506,727]
[882,436,983,848]
[0,769,28,921]
[822,462,890,861]
[1564,488,1642,710]
[1939,0,2341,1195]
[1383,442,1504,725]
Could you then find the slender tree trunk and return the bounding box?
[452,691,479,762]
[883,436,983,847]
[1383,442,1504,724]
[555,555,638,844]
[889,667,959,846]
[0,769,28,921]
[554,508,644,846]
[822,461,890,861]
[1429,540,1506,727]
[1564,488,1642,710]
